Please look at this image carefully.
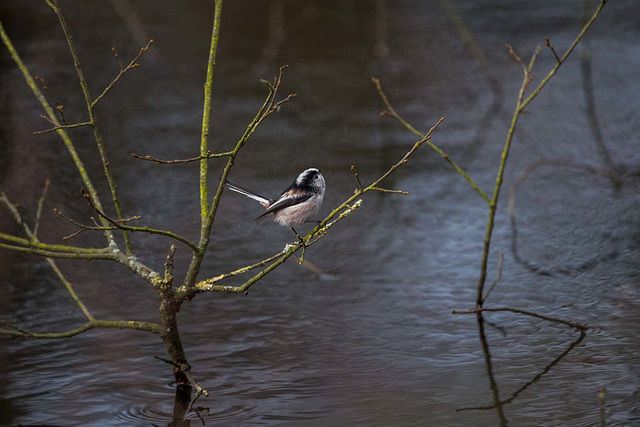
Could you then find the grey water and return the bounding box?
[1,0,639,425]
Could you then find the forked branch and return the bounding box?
[92,40,154,108]
[182,117,445,297]
[474,0,608,307]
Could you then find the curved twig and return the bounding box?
[372,77,490,205]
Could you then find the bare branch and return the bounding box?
[182,65,297,292]
[193,117,446,294]
[33,121,92,135]
[505,43,525,70]
[34,75,68,124]
[188,114,445,296]
[0,242,117,260]
[0,319,161,339]
[182,369,209,400]
[371,187,409,195]
[1,192,111,255]
[194,252,285,289]
[112,46,124,71]
[91,39,154,108]
[131,150,234,165]
[47,0,134,254]
[0,18,119,248]
[482,252,503,303]
[1,192,162,288]
[527,45,543,73]
[372,77,490,205]
[351,165,363,191]
[519,0,608,112]
[65,191,199,251]
[475,0,608,307]
[544,36,561,63]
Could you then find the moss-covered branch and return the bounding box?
[0,192,161,339]
[199,0,224,222]
[183,116,445,296]
[182,67,296,292]
[0,319,161,339]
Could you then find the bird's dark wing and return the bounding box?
[255,193,312,222]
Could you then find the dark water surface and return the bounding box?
[1,0,639,425]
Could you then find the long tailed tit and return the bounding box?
[226,168,326,236]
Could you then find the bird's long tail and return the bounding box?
[226,180,272,207]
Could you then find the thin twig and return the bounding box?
[527,45,543,73]
[544,37,561,63]
[0,18,118,248]
[48,0,133,254]
[91,39,153,108]
[1,193,110,255]
[519,0,608,112]
[482,252,503,303]
[182,64,296,292]
[372,77,491,205]
[72,191,199,251]
[131,150,234,165]
[351,165,363,191]
[505,43,525,70]
[33,121,92,135]
[154,355,180,368]
[112,46,124,71]
[183,369,209,400]
[1,319,161,339]
[195,252,285,288]
[187,117,445,295]
[371,187,409,195]
[0,242,115,260]
[1,194,162,330]
[33,178,51,238]
[34,75,68,124]
[599,385,607,426]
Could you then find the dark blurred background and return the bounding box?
[1,0,639,425]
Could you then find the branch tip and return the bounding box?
[544,36,561,63]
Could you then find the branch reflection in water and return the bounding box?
[458,313,587,426]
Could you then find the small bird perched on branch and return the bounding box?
[226,168,326,237]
